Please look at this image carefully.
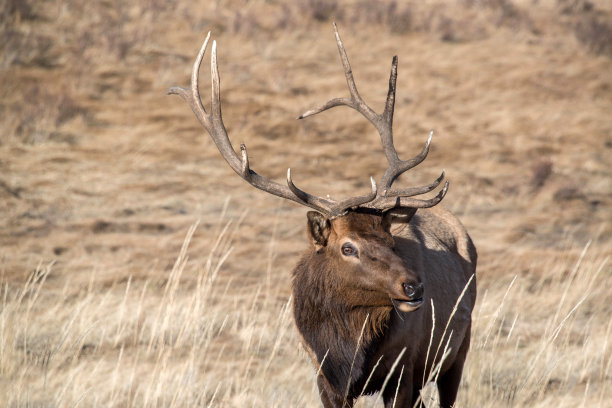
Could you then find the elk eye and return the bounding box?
[341,243,358,257]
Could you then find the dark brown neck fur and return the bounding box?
[292,248,392,396]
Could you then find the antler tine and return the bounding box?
[384,170,445,198]
[382,55,397,124]
[211,40,223,119]
[286,168,335,214]
[329,176,378,217]
[298,24,378,125]
[287,170,378,217]
[399,179,449,208]
[367,180,449,212]
[380,131,433,192]
[168,32,212,131]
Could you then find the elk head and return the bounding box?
[169,24,448,311]
[307,210,424,312]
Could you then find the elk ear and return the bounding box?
[382,208,417,231]
[307,211,331,249]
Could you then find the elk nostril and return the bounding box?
[402,282,424,300]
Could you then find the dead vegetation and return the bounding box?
[1,0,611,406]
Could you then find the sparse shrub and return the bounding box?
[389,6,413,34]
[492,0,521,23]
[351,0,394,26]
[557,0,594,14]
[300,0,339,22]
[0,30,56,68]
[530,159,553,192]
[436,14,459,42]
[4,85,87,144]
[276,4,293,31]
[105,30,132,61]
[1,0,37,21]
[231,9,260,36]
[55,95,88,126]
[554,184,585,201]
[341,1,413,35]
[574,15,612,57]
[466,0,535,32]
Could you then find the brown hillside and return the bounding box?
[1,0,611,406]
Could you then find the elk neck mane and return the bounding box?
[292,247,393,395]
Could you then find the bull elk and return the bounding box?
[169,24,477,408]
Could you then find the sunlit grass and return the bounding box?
[1,216,609,407]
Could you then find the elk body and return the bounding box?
[294,208,476,408]
[169,25,476,408]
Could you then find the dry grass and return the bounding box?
[1,0,611,406]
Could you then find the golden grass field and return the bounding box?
[1,0,611,406]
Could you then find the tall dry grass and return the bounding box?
[1,212,610,407]
[1,214,308,407]
[459,244,611,407]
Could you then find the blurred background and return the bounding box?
[1,0,611,406]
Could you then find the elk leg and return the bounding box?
[382,368,415,408]
[436,328,471,408]
[317,375,353,408]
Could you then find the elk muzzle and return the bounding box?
[394,282,424,312]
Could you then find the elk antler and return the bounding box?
[168,32,378,218]
[299,23,449,213]
[169,26,447,218]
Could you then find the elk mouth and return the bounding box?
[392,297,424,312]
[392,282,424,312]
